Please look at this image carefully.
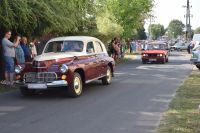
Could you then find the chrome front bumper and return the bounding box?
[16,80,68,89]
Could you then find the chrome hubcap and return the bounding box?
[74,77,81,94]
[107,69,111,83]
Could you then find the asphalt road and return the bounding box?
[0,52,193,133]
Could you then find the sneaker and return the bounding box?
[0,80,7,85]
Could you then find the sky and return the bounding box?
[145,0,200,31]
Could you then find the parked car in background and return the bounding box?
[170,42,190,51]
[15,36,115,98]
[191,46,200,69]
[141,41,169,64]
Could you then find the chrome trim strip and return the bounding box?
[33,67,47,68]
[85,75,106,84]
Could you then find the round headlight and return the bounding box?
[15,65,23,74]
[60,64,69,73]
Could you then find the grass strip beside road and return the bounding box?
[116,57,131,64]
[0,85,17,93]
[157,72,200,133]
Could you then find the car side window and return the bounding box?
[87,42,95,53]
[95,41,104,53]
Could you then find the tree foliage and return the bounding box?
[0,0,95,37]
[149,24,165,40]
[167,19,185,38]
[0,0,153,41]
[194,27,200,34]
[107,0,153,37]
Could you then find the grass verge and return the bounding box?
[0,84,17,94]
[157,72,200,133]
[116,57,131,64]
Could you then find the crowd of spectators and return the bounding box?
[0,30,40,86]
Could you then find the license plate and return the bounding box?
[149,59,157,62]
[28,84,47,89]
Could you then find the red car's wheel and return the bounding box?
[66,72,83,98]
[102,66,112,85]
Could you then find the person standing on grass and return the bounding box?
[112,37,120,61]
[1,30,21,85]
[14,35,25,64]
[29,39,38,59]
[0,38,6,84]
[20,37,31,62]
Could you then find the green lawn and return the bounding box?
[116,57,131,64]
[0,84,17,93]
[157,72,200,133]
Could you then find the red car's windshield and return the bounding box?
[145,44,166,50]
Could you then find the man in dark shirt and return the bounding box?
[20,37,31,62]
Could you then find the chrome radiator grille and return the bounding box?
[24,72,57,83]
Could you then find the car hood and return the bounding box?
[142,50,167,54]
[34,52,85,62]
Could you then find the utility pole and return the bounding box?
[148,14,155,40]
[183,0,192,41]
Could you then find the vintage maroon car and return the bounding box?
[141,41,169,64]
[15,36,115,97]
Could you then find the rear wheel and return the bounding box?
[20,87,36,97]
[66,72,83,98]
[102,67,112,85]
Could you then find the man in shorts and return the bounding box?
[1,30,20,85]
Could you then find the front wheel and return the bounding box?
[102,67,112,85]
[67,72,83,98]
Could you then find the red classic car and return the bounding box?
[141,41,169,64]
[15,36,115,97]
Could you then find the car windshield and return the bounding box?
[145,44,166,50]
[44,41,84,53]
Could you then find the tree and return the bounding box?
[0,0,97,38]
[96,9,123,39]
[167,19,185,38]
[135,27,147,40]
[148,24,165,40]
[107,0,154,37]
[0,0,153,40]
[194,27,200,34]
